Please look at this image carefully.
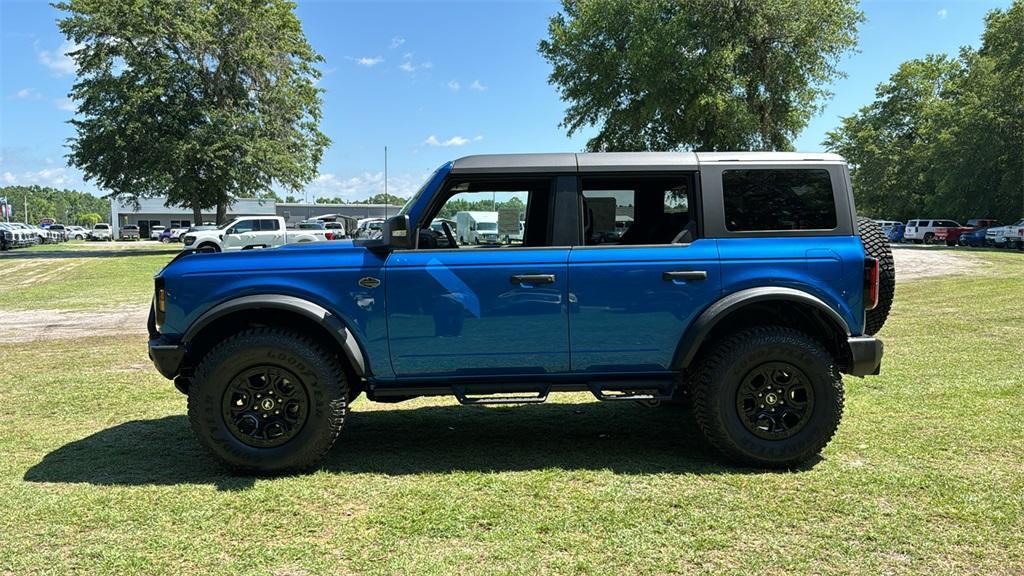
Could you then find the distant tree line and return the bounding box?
[826,2,1023,222]
[436,196,525,220]
[0,185,110,226]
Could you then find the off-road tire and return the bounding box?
[858,217,895,335]
[692,327,844,468]
[188,328,348,474]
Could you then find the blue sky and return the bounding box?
[0,0,1011,201]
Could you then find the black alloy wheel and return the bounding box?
[735,362,814,440]
[222,365,310,448]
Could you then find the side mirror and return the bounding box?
[382,214,412,249]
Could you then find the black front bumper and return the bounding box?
[846,335,883,377]
[149,337,185,380]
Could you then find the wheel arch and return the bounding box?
[182,295,368,380]
[673,287,852,371]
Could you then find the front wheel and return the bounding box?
[692,327,843,468]
[188,328,349,474]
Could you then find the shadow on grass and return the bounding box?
[0,247,180,260]
[24,401,793,491]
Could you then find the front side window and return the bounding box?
[723,169,837,232]
[581,175,695,245]
[420,178,551,249]
[231,220,256,234]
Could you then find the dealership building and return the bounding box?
[110,197,404,238]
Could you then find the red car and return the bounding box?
[937,219,1000,246]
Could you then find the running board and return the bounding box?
[452,384,550,405]
[587,381,674,402]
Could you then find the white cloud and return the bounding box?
[354,55,384,67]
[305,171,426,201]
[12,88,43,100]
[470,79,487,91]
[390,36,405,49]
[937,8,948,19]
[1,167,74,187]
[424,135,470,147]
[55,97,76,111]
[474,135,484,141]
[399,53,432,74]
[447,80,461,91]
[37,40,81,76]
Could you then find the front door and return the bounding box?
[568,173,721,373]
[385,176,571,378]
[223,218,258,250]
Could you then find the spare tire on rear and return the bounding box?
[858,217,895,335]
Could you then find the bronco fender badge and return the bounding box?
[358,276,381,289]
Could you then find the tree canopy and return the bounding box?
[57,0,330,224]
[826,2,1023,222]
[0,185,110,225]
[539,0,863,152]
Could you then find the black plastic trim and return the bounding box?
[183,294,368,377]
[672,287,851,369]
[846,335,883,376]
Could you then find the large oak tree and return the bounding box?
[539,0,863,152]
[57,0,330,223]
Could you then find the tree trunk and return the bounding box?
[216,202,227,224]
[191,201,203,227]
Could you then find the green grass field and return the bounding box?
[0,248,1021,575]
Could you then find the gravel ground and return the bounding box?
[0,306,148,344]
[891,245,991,283]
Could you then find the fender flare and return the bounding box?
[672,287,851,369]
[183,294,367,377]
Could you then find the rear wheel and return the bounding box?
[188,328,349,473]
[692,327,843,468]
[858,217,895,335]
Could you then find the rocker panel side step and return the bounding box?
[587,380,675,402]
[451,384,550,405]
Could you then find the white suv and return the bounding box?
[904,219,960,244]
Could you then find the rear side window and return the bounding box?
[581,174,695,245]
[259,219,281,231]
[722,169,837,232]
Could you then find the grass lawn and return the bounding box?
[0,249,1022,575]
[0,244,176,310]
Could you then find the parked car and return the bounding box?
[0,223,36,248]
[874,220,904,243]
[148,225,166,240]
[119,225,141,240]
[904,219,960,244]
[180,216,331,252]
[11,223,54,244]
[89,223,113,241]
[353,218,384,239]
[936,219,1000,246]
[159,227,189,243]
[958,226,994,247]
[46,224,70,241]
[989,218,1024,250]
[149,151,890,473]
[66,225,89,240]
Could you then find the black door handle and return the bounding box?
[510,274,556,284]
[662,270,708,281]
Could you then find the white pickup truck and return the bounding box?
[180,216,333,252]
[989,218,1024,250]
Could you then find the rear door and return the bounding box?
[567,172,721,373]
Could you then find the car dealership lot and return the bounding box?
[0,245,1022,575]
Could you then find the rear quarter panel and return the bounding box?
[716,236,866,335]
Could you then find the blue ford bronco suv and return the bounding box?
[149,152,894,473]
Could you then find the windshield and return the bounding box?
[398,166,443,217]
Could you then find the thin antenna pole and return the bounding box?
[384,145,389,218]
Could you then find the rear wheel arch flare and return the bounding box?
[674,288,851,370]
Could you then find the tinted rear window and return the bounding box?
[722,169,836,232]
